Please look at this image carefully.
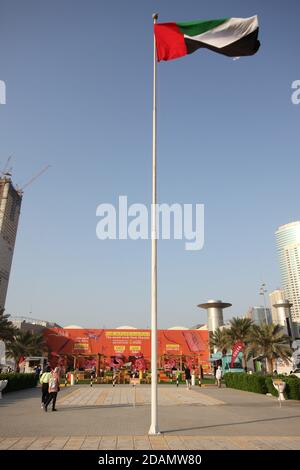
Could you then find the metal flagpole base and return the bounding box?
[148,425,161,435]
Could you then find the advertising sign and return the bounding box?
[43,328,209,365]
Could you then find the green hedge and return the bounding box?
[0,373,38,393]
[225,373,300,400]
[281,376,300,400]
[265,376,278,397]
[224,373,267,394]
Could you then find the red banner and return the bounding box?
[43,328,209,367]
[231,341,245,368]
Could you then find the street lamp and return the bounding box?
[259,283,268,324]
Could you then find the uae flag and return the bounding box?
[154,16,260,62]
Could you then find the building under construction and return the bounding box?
[0,175,22,309]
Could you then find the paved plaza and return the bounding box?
[0,384,300,450]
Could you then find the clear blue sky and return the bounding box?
[1,0,299,328]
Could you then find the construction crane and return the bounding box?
[16,165,51,195]
[0,155,13,177]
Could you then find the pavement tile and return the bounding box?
[230,437,261,450]
[133,436,152,450]
[279,438,300,450]
[58,388,81,404]
[148,436,169,450]
[9,437,37,450]
[117,436,134,450]
[164,436,187,450]
[81,436,102,450]
[136,390,146,405]
[225,438,249,450]
[207,437,242,450]
[183,436,242,450]
[260,437,297,450]
[190,436,216,450]
[0,437,22,450]
[245,438,278,450]
[46,437,70,450]
[181,437,207,450]
[27,437,54,450]
[63,436,85,450]
[96,390,109,405]
[99,436,117,450]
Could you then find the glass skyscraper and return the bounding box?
[276,221,300,326]
[247,306,272,325]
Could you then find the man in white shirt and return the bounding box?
[215,366,222,388]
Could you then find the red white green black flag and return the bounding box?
[154,16,260,62]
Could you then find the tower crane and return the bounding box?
[16,165,51,195]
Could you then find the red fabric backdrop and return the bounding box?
[43,328,209,361]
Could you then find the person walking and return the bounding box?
[175,370,181,387]
[39,365,51,409]
[35,365,42,381]
[90,372,94,387]
[184,365,191,390]
[215,365,223,388]
[44,367,60,412]
[198,365,204,387]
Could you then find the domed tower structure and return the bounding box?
[273,299,294,339]
[197,299,232,332]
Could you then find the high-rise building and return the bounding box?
[0,176,22,309]
[269,289,285,323]
[247,306,272,325]
[275,221,300,326]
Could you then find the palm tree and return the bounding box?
[0,308,17,343]
[5,340,25,366]
[6,330,46,365]
[226,317,254,369]
[27,332,46,356]
[210,328,229,356]
[247,323,292,374]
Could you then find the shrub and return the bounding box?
[0,373,38,393]
[225,372,300,400]
[282,377,300,400]
[265,375,300,400]
[224,373,267,394]
[265,376,278,397]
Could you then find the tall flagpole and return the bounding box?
[149,12,160,436]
